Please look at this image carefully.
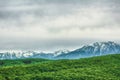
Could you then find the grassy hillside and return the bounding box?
[0,54,120,80]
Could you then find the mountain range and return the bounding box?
[0,41,120,59]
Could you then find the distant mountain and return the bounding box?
[0,50,69,60]
[56,41,120,59]
[0,51,52,60]
[53,49,70,57]
[0,41,120,59]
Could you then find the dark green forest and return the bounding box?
[0,54,120,80]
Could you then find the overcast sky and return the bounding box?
[0,0,120,51]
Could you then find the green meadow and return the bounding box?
[0,54,120,80]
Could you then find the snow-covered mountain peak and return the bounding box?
[86,41,119,54]
[54,49,70,56]
[0,41,120,60]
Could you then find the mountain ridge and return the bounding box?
[56,41,120,59]
[0,41,120,59]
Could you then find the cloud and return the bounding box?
[0,0,120,51]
